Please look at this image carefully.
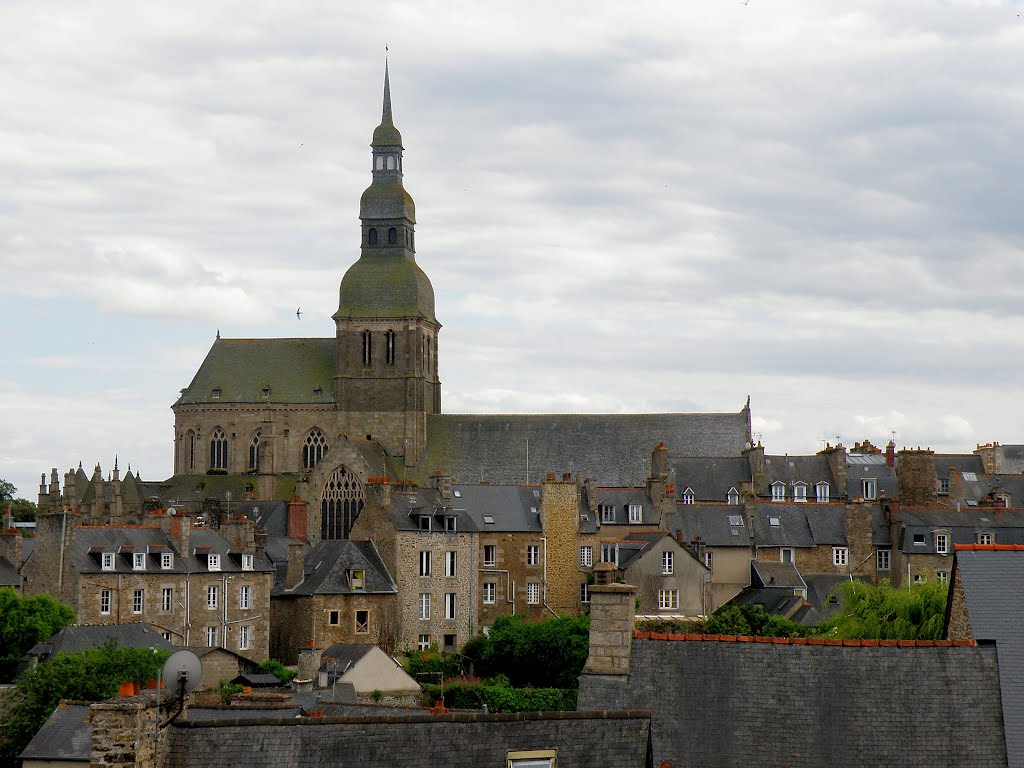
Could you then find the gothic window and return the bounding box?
[186,430,196,470]
[368,228,378,246]
[388,227,398,245]
[303,429,328,470]
[362,330,372,366]
[248,431,261,471]
[210,427,228,471]
[321,465,364,540]
[385,329,396,365]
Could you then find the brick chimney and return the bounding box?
[897,448,936,506]
[431,471,453,503]
[286,498,308,543]
[0,510,22,571]
[582,581,638,678]
[170,514,191,557]
[296,647,323,691]
[286,540,305,589]
[819,443,848,500]
[744,443,767,497]
[885,440,896,468]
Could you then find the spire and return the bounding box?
[382,59,393,127]
[372,61,403,148]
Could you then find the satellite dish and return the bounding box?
[166,507,176,516]
[163,650,203,695]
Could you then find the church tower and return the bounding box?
[333,64,441,466]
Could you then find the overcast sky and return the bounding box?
[3,0,1024,499]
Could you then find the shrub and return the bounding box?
[257,659,297,684]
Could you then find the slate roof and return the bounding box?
[236,501,290,537]
[321,643,375,671]
[273,539,396,597]
[751,560,805,589]
[846,452,897,499]
[232,673,282,688]
[951,547,1024,767]
[763,454,836,498]
[669,456,750,502]
[898,507,1024,553]
[421,408,752,487]
[27,623,174,662]
[448,484,539,533]
[0,557,20,587]
[933,454,985,481]
[579,637,1006,767]
[590,488,655,525]
[750,502,847,548]
[665,504,751,547]
[18,703,92,762]
[958,473,1024,508]
[175,338,336,406]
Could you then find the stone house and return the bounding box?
[602,532,709,616]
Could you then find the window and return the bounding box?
[833,547,848,567]
[526,582,540,605]
[527,545,540,566]
[419,551,431,577]
[579,546,593,568]
[303,429,328,470]
[102,552,115,571]
[206,553,220,571]
[207,585,219,609]
[355,610,369,634]
[100,589,111,615]
[361,329,372,365]
[780,547,794,564]
[242,553,253,571]
[329,610,341,626]
[935,533,949,555]
[483,545,496,567]
[600,543,618,566]
[161,552,174,570]
[418,515,431,532]
[418,634,430,651]
[385,329,396,365]
[600,505,615,523]
[444,516,457,532]
[210,427,228,471]
[211,388,221,399]
[628,504,642,523]
[979,532,994,545]
[388,227,398,245]
[186,430,196,469]
[419,593,430,620]
[239,585,252,610]
[580,583,590,603]
[726,488,739,505]
[483,582,496,604]
[877,549,891,571]
[727,515,744,527]
[913,533,926,546]
[913,574,924,584]
[206,626,218,648]
[793,484,807,502]
[507,750,556,768]
[162,587,173,613]
[238,625,251,651]
[939,478,950,495]
[444,592,456,620]
[368,226,378,245]
[350,569,365,590]
[662,551,674,575]
[682,488,695,505]
[133,552,146,571]
[816,482,829,503]
[704,551,713,572]
[248,431,260,470]
[659,589,679,610]
[771,482,785,501]
[768,516,781,527]
[444,551,457,578]
[863,479,877,500]
[443,634,457,652]
[936,571,949,584]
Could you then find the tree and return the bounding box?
[0,479,15,506]
[0,643,170,768]
[820,580,947,640]
[0,590,75,682]
[466,614,590,689]
[0,478,35,523]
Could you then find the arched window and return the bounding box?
[385,329,396,365]
[368,228,378,246]
[186,430,196,470]
[248,431,261,471]
[375,156,384,170]
[386,155,395,170]
[387,227,398,245]
[303,429,329,471]
[321,465,364,540]
[210,427,228,471]
[361,330,372,366]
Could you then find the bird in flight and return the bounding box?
[296,307,302,319]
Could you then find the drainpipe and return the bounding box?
[479,569,514,617]
[540,537,557,617]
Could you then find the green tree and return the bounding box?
[0,643,169,768]
[6,499,37,524]
[467,614,590,688]
[0,590,75,682]
[820,580,948,640]
[700,604,810,638]
[0,479,15,506]
[257,658,297,684]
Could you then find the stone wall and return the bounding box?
[90,693,172,768]
[21,510,80,607]
[270,593,398,664]
[583,583,636,677]
[945,571,973,642]
[477,531,549,630]
[897,449,937,506]
[539,475,583,615]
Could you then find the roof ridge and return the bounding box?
[955,543,1024,551]
[633,631,975,648]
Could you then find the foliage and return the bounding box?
[818,580,948,640]
[257,658,297,684]
[465,614,590,689]
[698,604,813,638]
[218,682,244,704]
[422,678,577,713]
[405,647,464,684]
[6,499,37,524]
[371,688,383,701]
[0,480,15,506]
[0,643,169,768]
[0,589,75,682]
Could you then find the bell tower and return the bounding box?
[333,63,441,465]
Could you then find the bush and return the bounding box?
[470,614,590,688]
[0,590,75,682]
[257,659,297,684]
[218,682,244,704]
[422,679,577,712]
[819,580,948,640]
[405,648,464,685]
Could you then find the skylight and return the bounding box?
[727,515,744,527]
[483,515,495,524]
[453,489,462,498]
[769,517,781,527]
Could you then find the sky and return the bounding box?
[2,0,1024,500]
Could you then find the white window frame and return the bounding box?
[418,634,430,651]
[682,489,695,505]
[658,589,679,610]
[132,588,144,615]
[206,626,218,648]
[863,479,877,500]
[133,552,146,571]
[726,488,739,506]
[935,532,949,555]
[238,625,251,651]
[100,588,112,615]
[242,553,254,571]
[161,587,173,613]
[580,545,593,568]
[816,482,829,503]
[580,583,590,603]
[444,592,456,620]
[483,582,496,604]
[793,484,807,503]
[876,549,891,571]
[207,585,219,609]
[936,571,949,584]
[704,551,713,572]
[507,750,556,768]
[419,592,430,620]
[526,582,540,605]
[444,551,457,578]
[102,552,115,571]
[978,532,993,545]
[833,547,849,567]
[780,548,794,564]
[628,504,643,523]
[419,550,431,577]
[771,482,785,501]
[527,545,540,566]
[661,550,674,575]
[445,516,457,532]
[600,505,615,523]
[161,552,174,570]
[208,553,221,572]
[483,545,496,567]
[239,585,252,610]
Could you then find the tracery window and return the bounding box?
[248,430,261,471]
[303,429,328,470]
[385,329,396,365]
[362,330,372,366]
[210,427,228,471]
[321,465,364,540]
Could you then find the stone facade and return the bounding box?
[897,449,938,506]
[538,475,582,615]
[271,592,398,664]
[582,583,637,677]
[945,569,973,642]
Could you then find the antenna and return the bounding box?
[163,649,203,695]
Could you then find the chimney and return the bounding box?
[0,511,22,572]
[897,448,936,506]
[286,540,305,589]
[820,443,848,500]
[169,515,191,557]
[583,478,599,515]
[745,443,767,497]
[431,471,453,502]
[286,498,309,543]
[296,647,323,690]
[651,442,668,481]
[220,517,255,549]
[885,440,896,468]
[582,580,638,678]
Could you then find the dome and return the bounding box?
[359,180,416,222]
[372,121,403,148]
[336,253,436,322]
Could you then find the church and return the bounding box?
[167,65,753,544]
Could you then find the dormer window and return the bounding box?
[242,553,254,571]
[313,386,323,397]
[211,388,222,399]
[444,516,457,532]
[350,569,365,590]
[816,482,829,503]
[978,531,994,545]
[418,515,431,532]
[793,483,807,503]
[771,482,785,501]
[913,533,926,546]
[726,488,739,506]
[600,505,615,523]
[133,553,146,571]
[934,532,950,555]
[102,552,115,571]
[862,479,877,500]
[939,478,950,495]
[682,488,695,505]
[261,387,271,399]
[208,553,221,572]
[161,552,174,570]
[628,504,642,523]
